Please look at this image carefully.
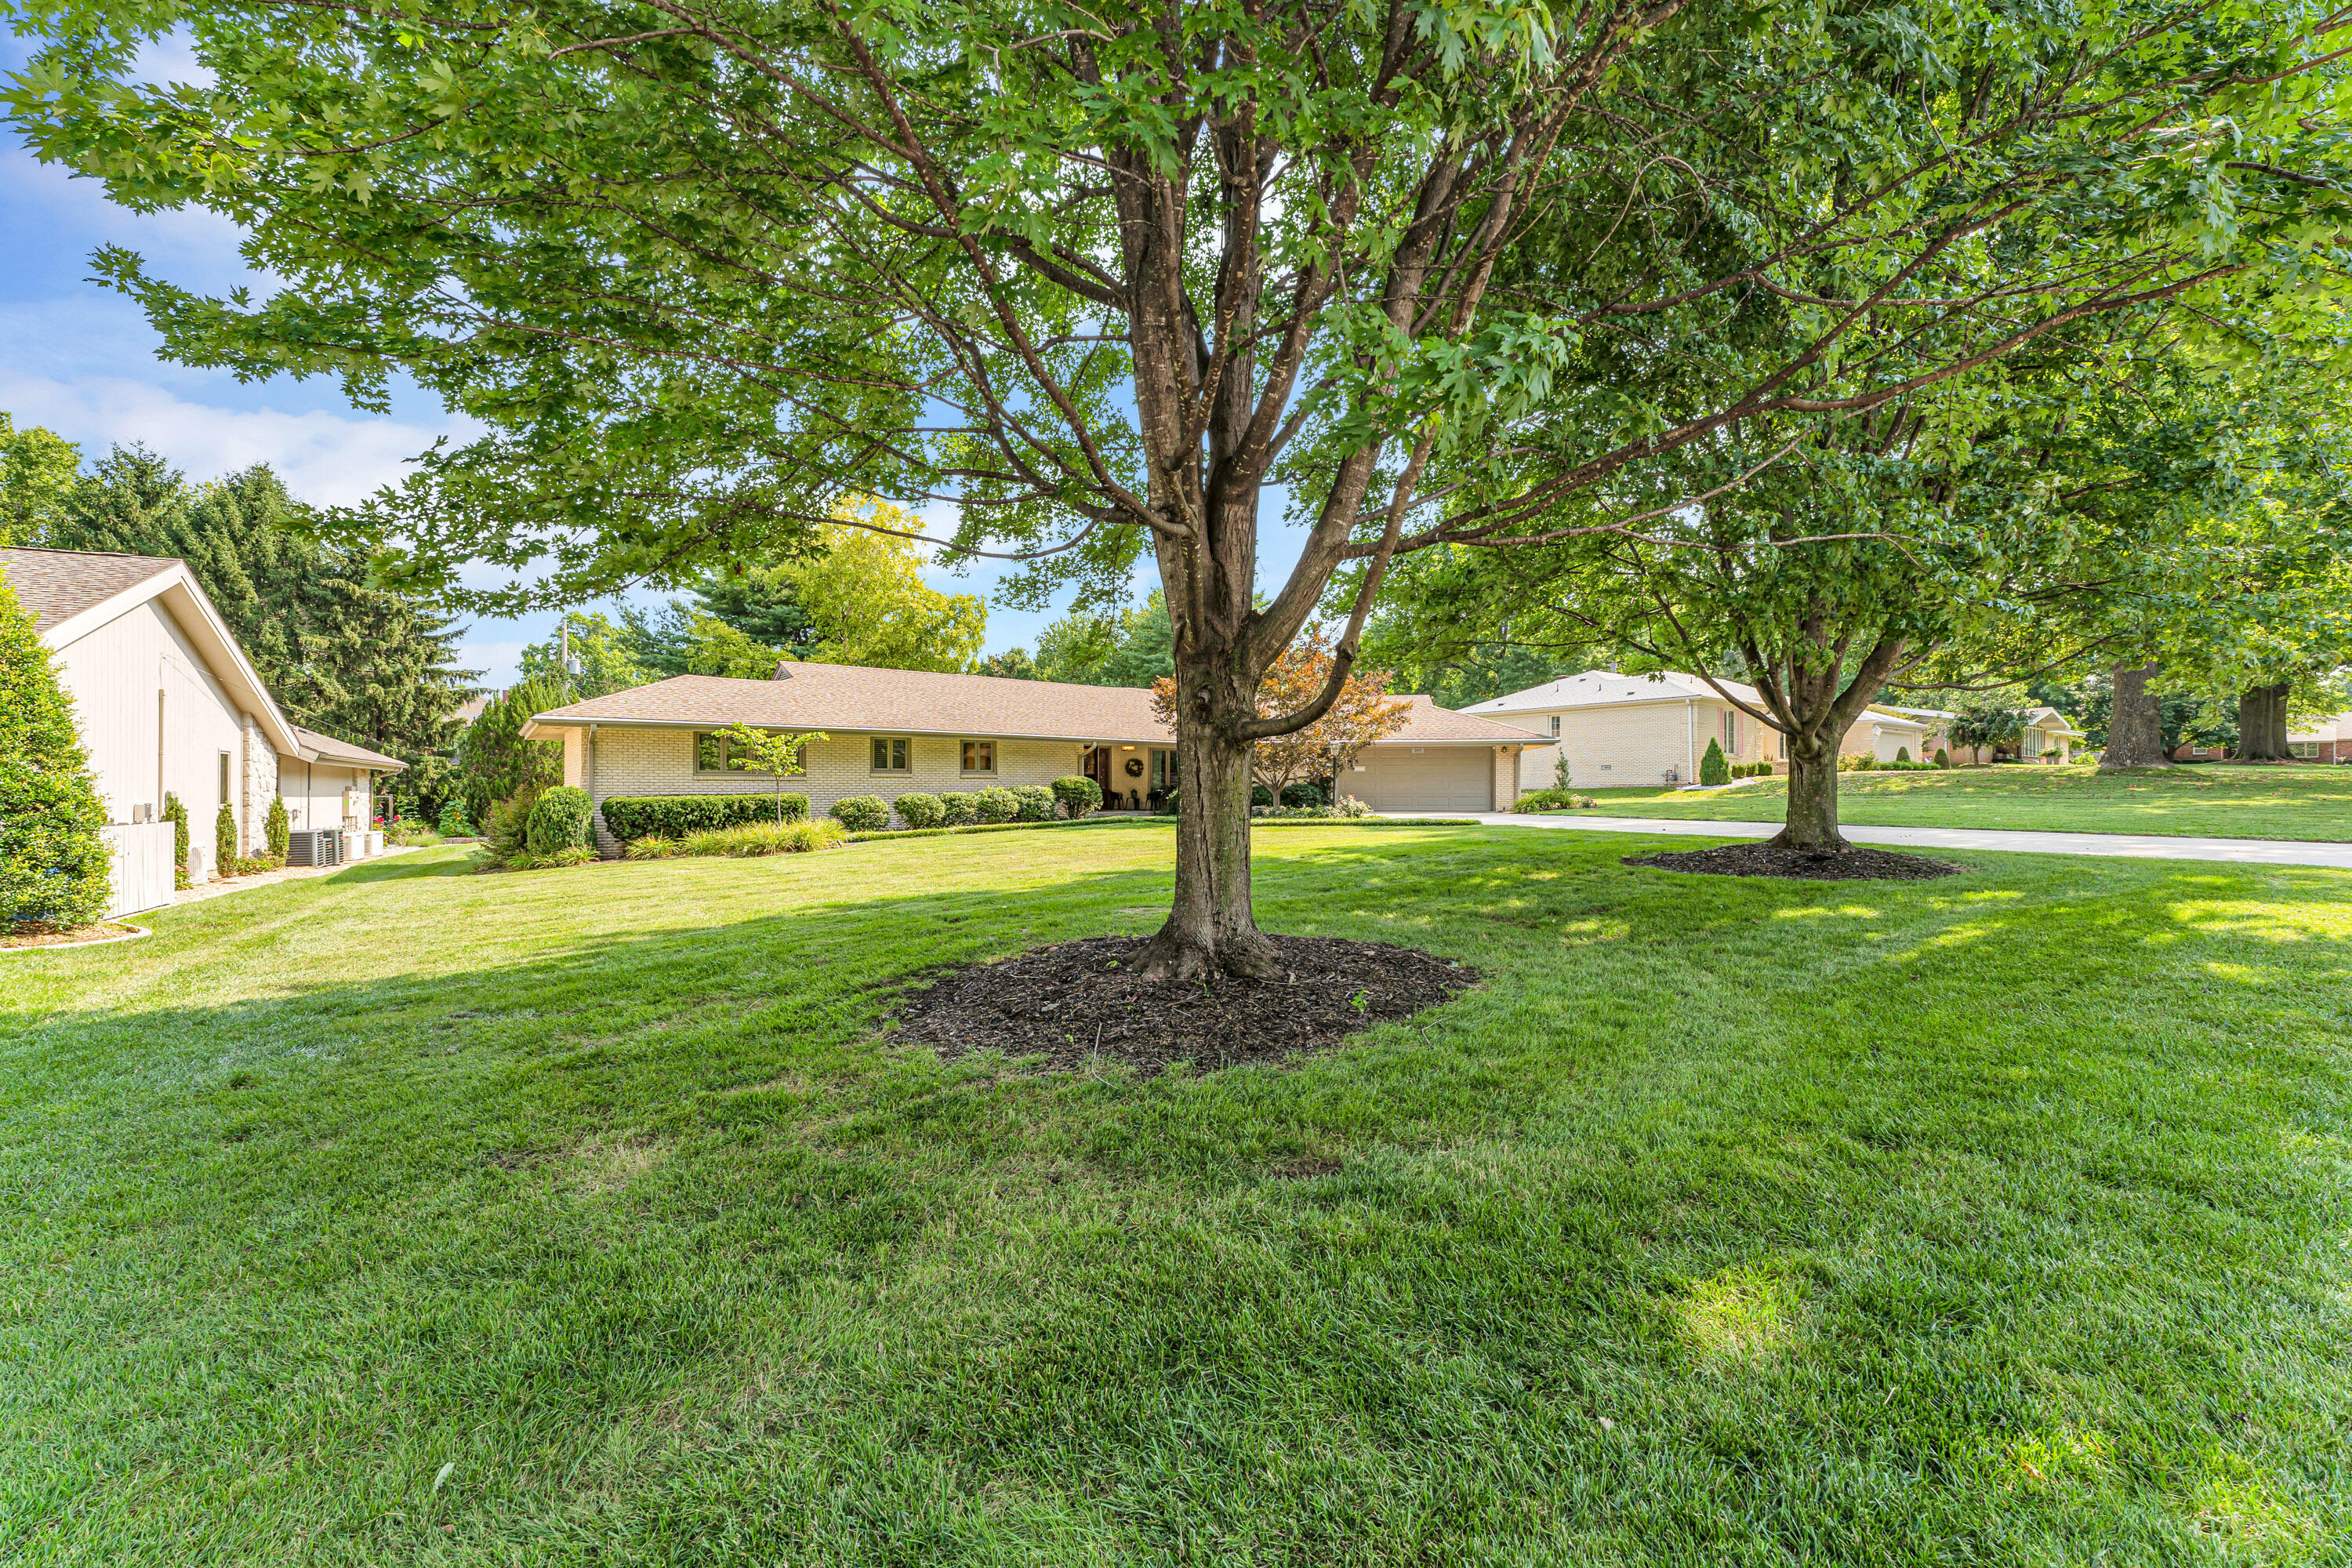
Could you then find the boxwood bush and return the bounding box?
[526,785,595,854]
[1050,775,1102,819]
[973,786,1019,823]
[829,794,891,832]
[1011,784,1055,822]
[598,793,806,841]
[893,792,946,829]
[938,792,978,826]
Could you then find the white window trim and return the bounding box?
[958,738,998,777]
[869,735,914,775]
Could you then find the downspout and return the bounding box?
[1686,699,1696,784]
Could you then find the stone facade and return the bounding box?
[241,710,279,854]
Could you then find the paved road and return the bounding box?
[1395,812,2352,870]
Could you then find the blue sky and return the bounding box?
[0,34,1329,689]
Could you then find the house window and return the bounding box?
[2291,741,2321,759]
[960,739,995,775]
[871,737,912,774]
[218,751,232,805]
[1150,749,1174,791]
[1548,716,1562,736]
[695,731,751,772]
[1721,710,1736,752]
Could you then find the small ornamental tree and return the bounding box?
[1947,701,2029,767]
[1699,739,1730,786]
[0,568,111,927]
[1155,626,1410,807]
[716,724,826,824]
[266,796,290,855]
[214,802,238,869]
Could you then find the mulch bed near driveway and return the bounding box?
[1625,842,1964,881]
[887,935,1475,1075]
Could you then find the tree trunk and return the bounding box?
[1138,673,1281,982]
[2102,662,2172,768]
[1769,733,1846,851]
[2238,681,2291,760]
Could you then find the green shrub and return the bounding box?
[267,796,292,855]
[1894,745,1911,764]
[1162,786,1180,815]
[1933,746,1951,768]
[1699,737,1730,786]
[0,572,112,927]
[433,797,470,837]
[829,794,891,833]
[598,793,806,840]
[1050,775,1102,819]
[1250,783,1276,808]
[1279,782,1328,808]
[227,851,285,876]
[214,801,238,871]
[636,819,848,858]
[162,793,191,889]
[483,786,541,859]
[526,785,594,855]
[894,792,946,829]
[1839,753,1876,772]
[937,792,979,826]
[390,823,442,847]
[1516,788,1596,811]
[973,787,1019,824]
[1011,784,1055,822]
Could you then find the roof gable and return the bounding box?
[0,546,176,637]
[1464,668,1764,713]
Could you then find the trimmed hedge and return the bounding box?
[1011,784,1055,822]
[526,785,595,854]
[599,793,808,840]
[894,792,946,829]
[1051,775,1102,818]
[938,792,978,826]
[829,794,891,832]
[973,787,1018,824]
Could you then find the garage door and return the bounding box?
[1355,746,1494,812]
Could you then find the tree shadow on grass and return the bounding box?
[6,836,2350,1561]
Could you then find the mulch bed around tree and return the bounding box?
[1624,842,1964,881]
[887,935,1475,1076]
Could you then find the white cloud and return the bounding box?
[0,368,456,506]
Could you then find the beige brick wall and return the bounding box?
[583,728,1097,830]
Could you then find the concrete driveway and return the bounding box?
[1395,812,2352,870]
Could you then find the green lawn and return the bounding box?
[5,824,2351,1563]
[1578,763,2352,840]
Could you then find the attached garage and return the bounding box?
[1352,744,1500,811]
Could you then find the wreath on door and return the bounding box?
[1123,757,1145,778]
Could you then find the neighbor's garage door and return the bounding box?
[1353,746,1494,812]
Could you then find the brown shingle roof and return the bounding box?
[531,668,1547,746]
[0,546,179,637]
[295,726,408,772]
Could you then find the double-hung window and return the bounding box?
[871,737,912,774]
[960,739,995,775]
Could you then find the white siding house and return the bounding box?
[3,547,407,914]
[1463,670,1780,789]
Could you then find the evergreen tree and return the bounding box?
[46,448,477,765]
[453,677,566,826]
[0,568,111,927]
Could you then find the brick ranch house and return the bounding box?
[2288,711,2352,763]
[523,664,1546,844]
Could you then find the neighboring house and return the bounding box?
[1462,670,1779,789]
[1873,704,2083,764]
[2288,711,2352,763]
[1842,709,1933,764]
[521,666,1544,843]
[2,546,406,914]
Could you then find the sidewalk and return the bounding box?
[1398,813,2352,870]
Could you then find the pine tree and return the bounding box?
[0,568,111,927]
[1699,738,1730,786]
